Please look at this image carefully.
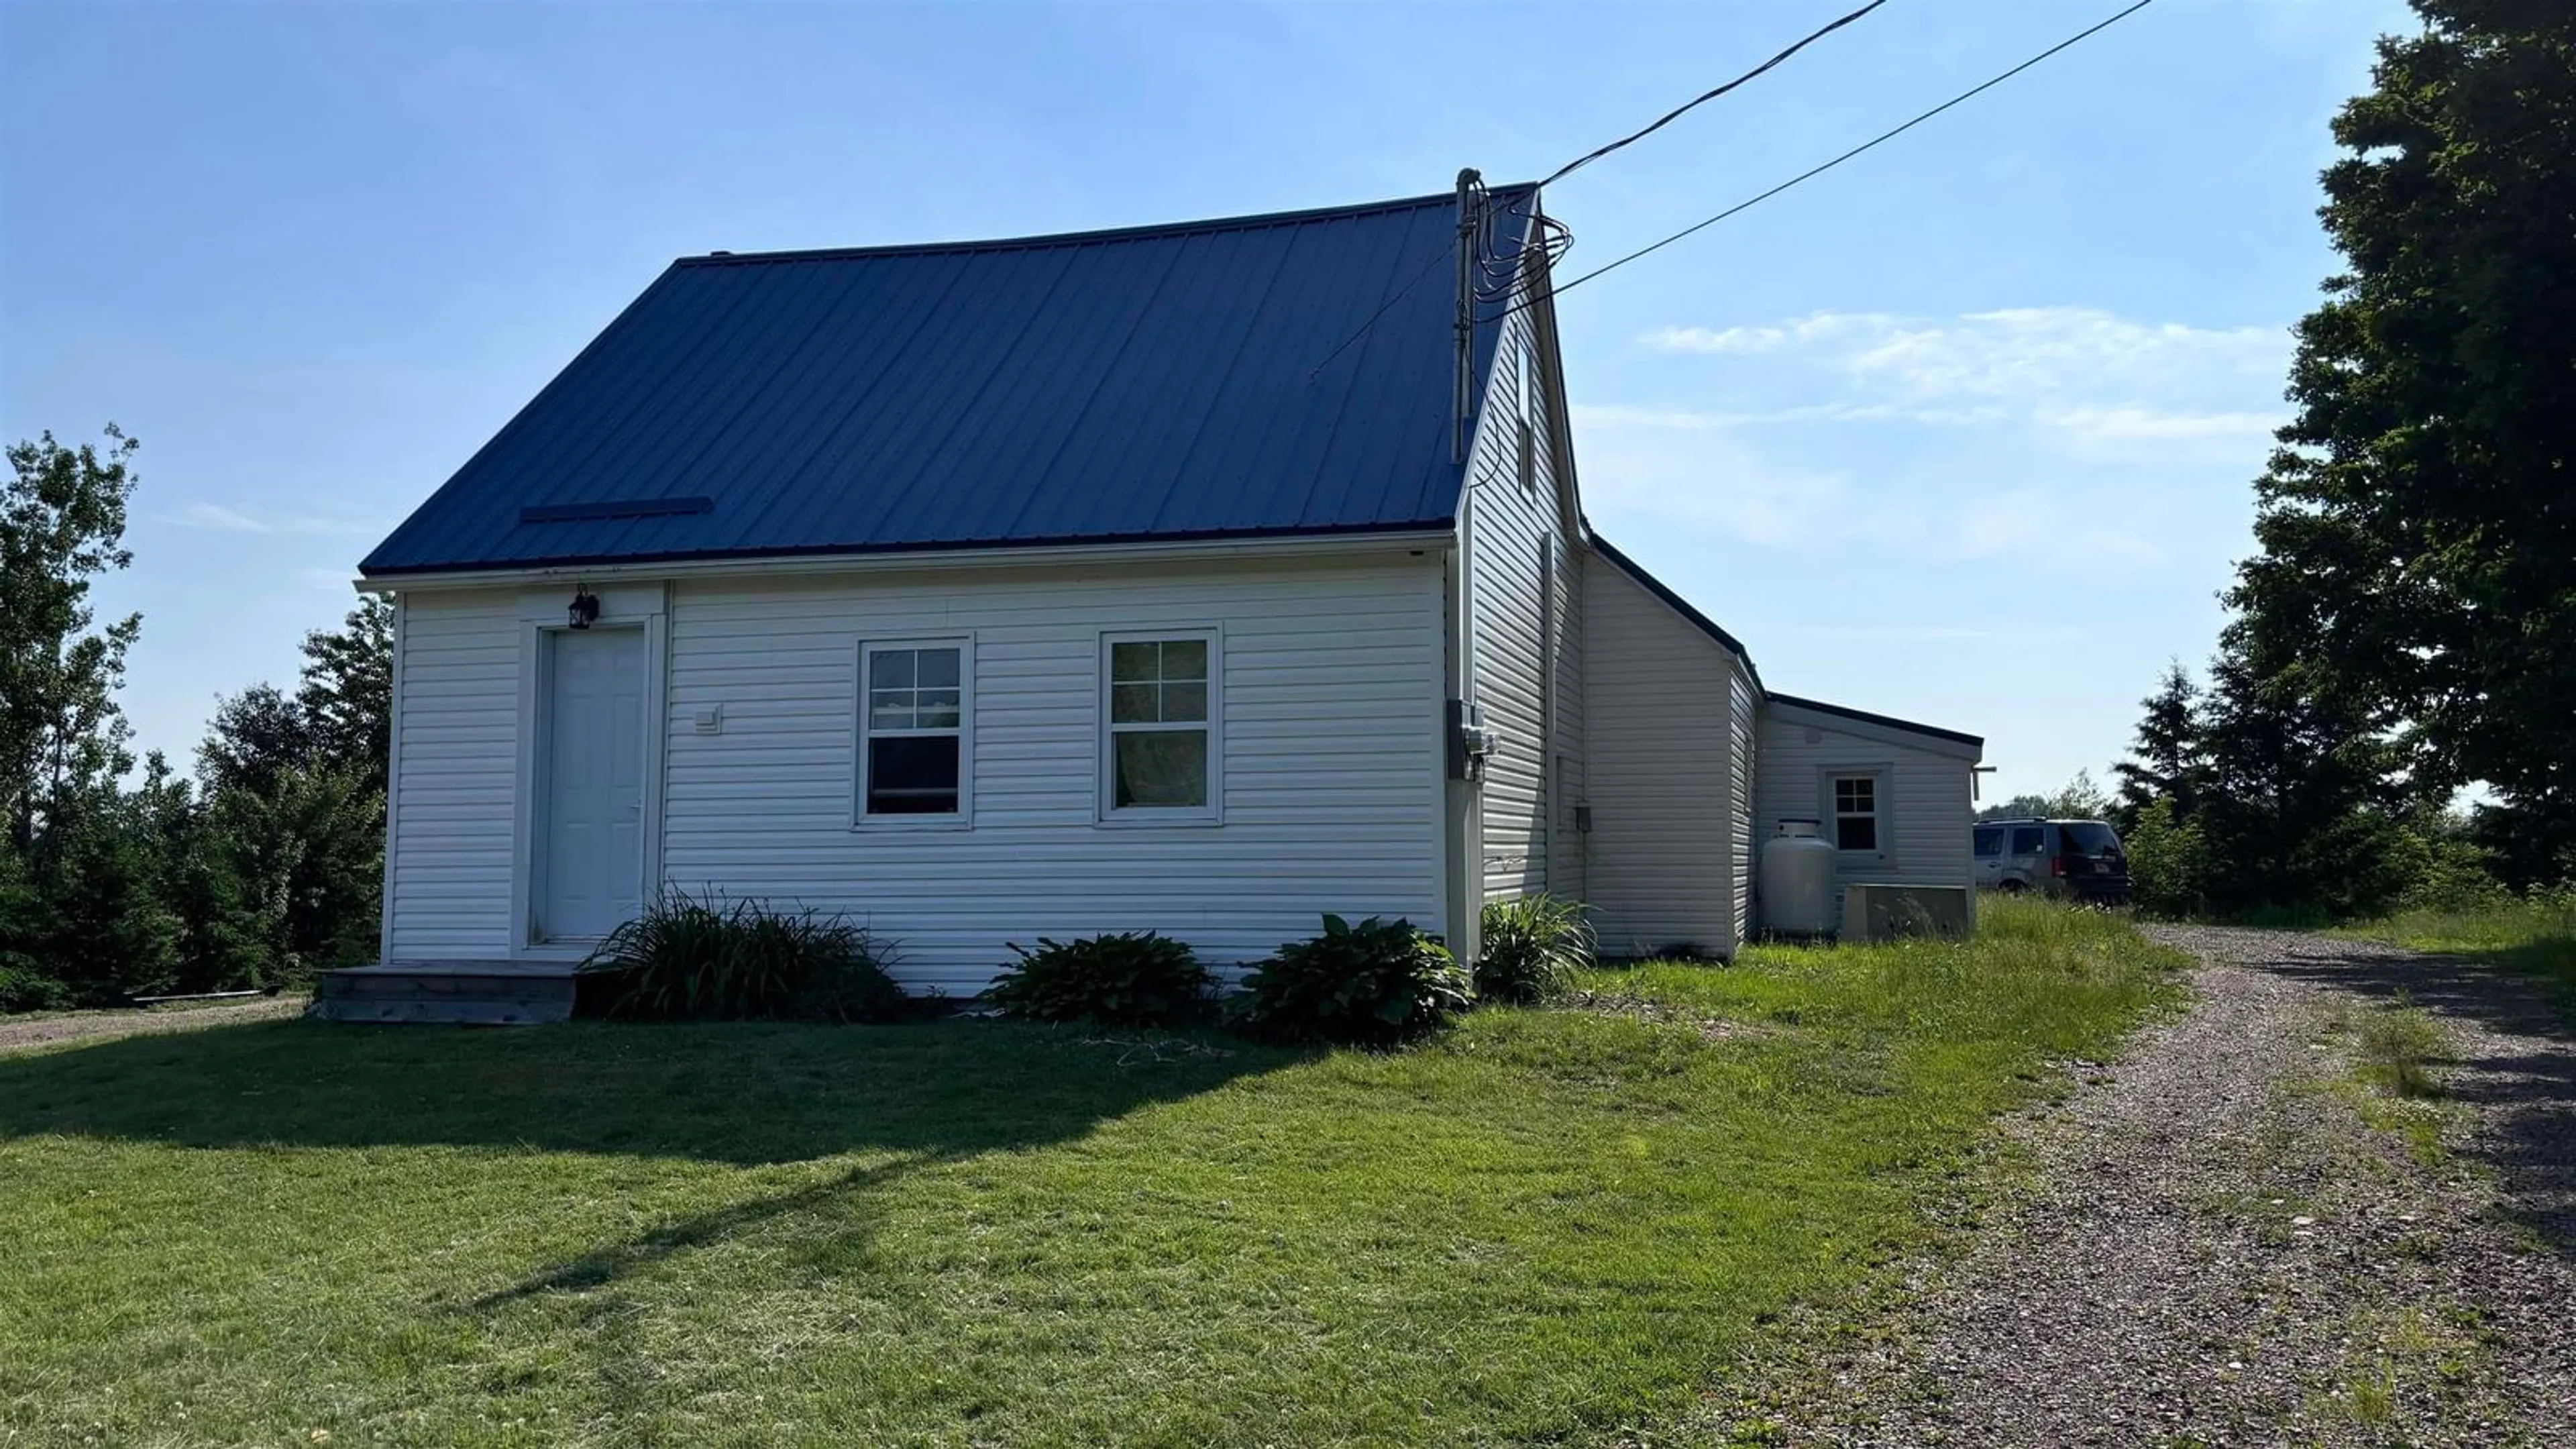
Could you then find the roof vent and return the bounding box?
[521,496,714,524]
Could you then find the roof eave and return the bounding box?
[352,522,1458,592]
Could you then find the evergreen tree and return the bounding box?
[2231,1,2576,883]
[2112,662,2206,826]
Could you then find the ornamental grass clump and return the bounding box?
[580,890,906,1023]
[1475,893,1595,1004]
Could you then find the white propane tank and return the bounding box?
[1760,818,1838,937]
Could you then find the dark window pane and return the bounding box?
[1111,682,1157,724]
[914,649,960,690]
[1161,639,1207,681]
[1974,827,2003,857]
[1110,641,1159,684]
[1114,730,1207,808]
[867,735,959,814]
[2010,826,2045,855]
[1837,814,1878,852]
[1161,680,1207,723]
[871,649,915,690]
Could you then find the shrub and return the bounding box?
[1475,894,1594,1004]
[982,931,1214,1026]
[580,890,906,1022]
[1234,914,1472,1045]
[2125,797,2213,919]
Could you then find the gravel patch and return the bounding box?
[1726,926,2576,1448]
[0,996,308,1056]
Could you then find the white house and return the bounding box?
[341,184,1981,1018]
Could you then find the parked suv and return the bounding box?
[1973,818,2131,904]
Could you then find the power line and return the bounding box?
[1538,0,1893,189]
[1304,243,1458,380]
[1490,0,2161,323]
[1310,1,1895,376]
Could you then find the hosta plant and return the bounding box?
[981,930,1214,1026]
[1233,914,1472,1046]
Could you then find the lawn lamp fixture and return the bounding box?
[567,584,601,630]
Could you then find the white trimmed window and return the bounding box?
[1829,771,1882,853]
[858,640,969,821]
[1102,632,1218,820]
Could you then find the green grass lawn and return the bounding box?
[1,898,2181,1448]
[2344,892,2576,1004]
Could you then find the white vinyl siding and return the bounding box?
[1464,292,1583,904]
[384,588,521,958]
[1729,667,1757,945]
[1756,700,1978,931]
[657,555,1444,994]
[1578,554,1750,958]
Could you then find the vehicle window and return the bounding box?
[2008,826,2045,855]
[1974,826,2003,858]
[2059,822,2122,855]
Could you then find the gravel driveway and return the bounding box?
[1736,926,2576,1448]
[0,996,307,1057]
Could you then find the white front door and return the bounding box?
[539,627,646,941]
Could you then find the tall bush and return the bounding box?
[2124,798,2212,919]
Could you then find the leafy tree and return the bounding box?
[2044,769,2112,822]
[1976,794,2051,823]
[189,598,395,982]
[2231,1,2576,885]
[198,684,314,798]
[297,595,392,786]
[1,427,142,856]
[2124,798,2212,918]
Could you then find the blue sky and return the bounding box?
[2,0,2406,800]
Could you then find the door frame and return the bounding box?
[510,583,667,959]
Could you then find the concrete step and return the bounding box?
[323,971,580,1004]
[316,963,580,1024]
[309,994,575,1026]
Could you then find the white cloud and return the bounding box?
[162,502,374,535]
[1764,622,2092,645]
[1841,308,2284,400]
[1573,400,2013,431]
[1582,304,2278,574]
[1641,323,1786,354]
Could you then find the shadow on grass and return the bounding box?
[0,1016,1301,1167]
[2257,935,2576,1258]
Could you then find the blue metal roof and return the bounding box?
[362,189,1527,575]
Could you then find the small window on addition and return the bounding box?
[861,643,965,817]
[1106,635,1214,814]
[1832,773,1879,852]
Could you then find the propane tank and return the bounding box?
[1760,818,1837,937]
